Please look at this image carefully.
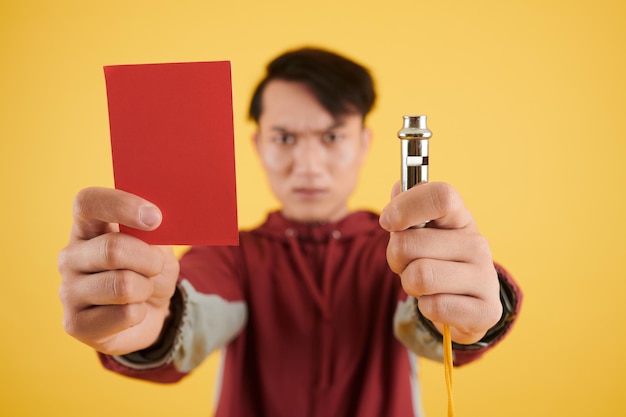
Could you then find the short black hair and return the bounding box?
[248,47,376,123]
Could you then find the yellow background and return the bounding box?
[1,0,625,416]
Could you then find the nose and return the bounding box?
[293,138,326,176]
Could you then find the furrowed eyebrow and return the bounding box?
[325,120,345,130]
[270,120,345,134]
[270,127,291,133]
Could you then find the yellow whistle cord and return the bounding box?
[443,324,455,417]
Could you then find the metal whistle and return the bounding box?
[398,115,432,192]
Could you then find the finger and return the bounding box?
[380,182,475,232]
[60,232,165,277]
[71,187,162,241]
[399,258,492,299]
[417,294,502,344]
[386,228,493,274]
[60,269,155,310]
[149,246,181,301]
[65,303,148,344]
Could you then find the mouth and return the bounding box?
[293,187,327,199]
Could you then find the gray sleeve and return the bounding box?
[393,297,446,363]
[113,278,247,372]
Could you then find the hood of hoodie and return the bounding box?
[251,210,383,242]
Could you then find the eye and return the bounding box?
[322,132,342,143]
[273,133,296,145]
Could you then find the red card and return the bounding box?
[104,61,238,246]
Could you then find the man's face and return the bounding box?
[255,80,371,223]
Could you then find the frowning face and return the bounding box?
[254,80,371,223]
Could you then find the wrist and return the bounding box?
[415,268,519,351]
[117,285,186,366]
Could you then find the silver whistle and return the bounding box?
[398,115,432,192]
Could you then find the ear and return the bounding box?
[359,127,372,162]
[252,132,261,154]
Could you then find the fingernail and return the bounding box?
[140,206,162,228]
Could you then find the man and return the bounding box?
[58,47,521,416]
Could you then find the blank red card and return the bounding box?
[104,61,238,246]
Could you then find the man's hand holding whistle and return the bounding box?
[379,115,502,346]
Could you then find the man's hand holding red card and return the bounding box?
[57,61,239,355]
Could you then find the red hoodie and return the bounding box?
[100,210,521,417]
